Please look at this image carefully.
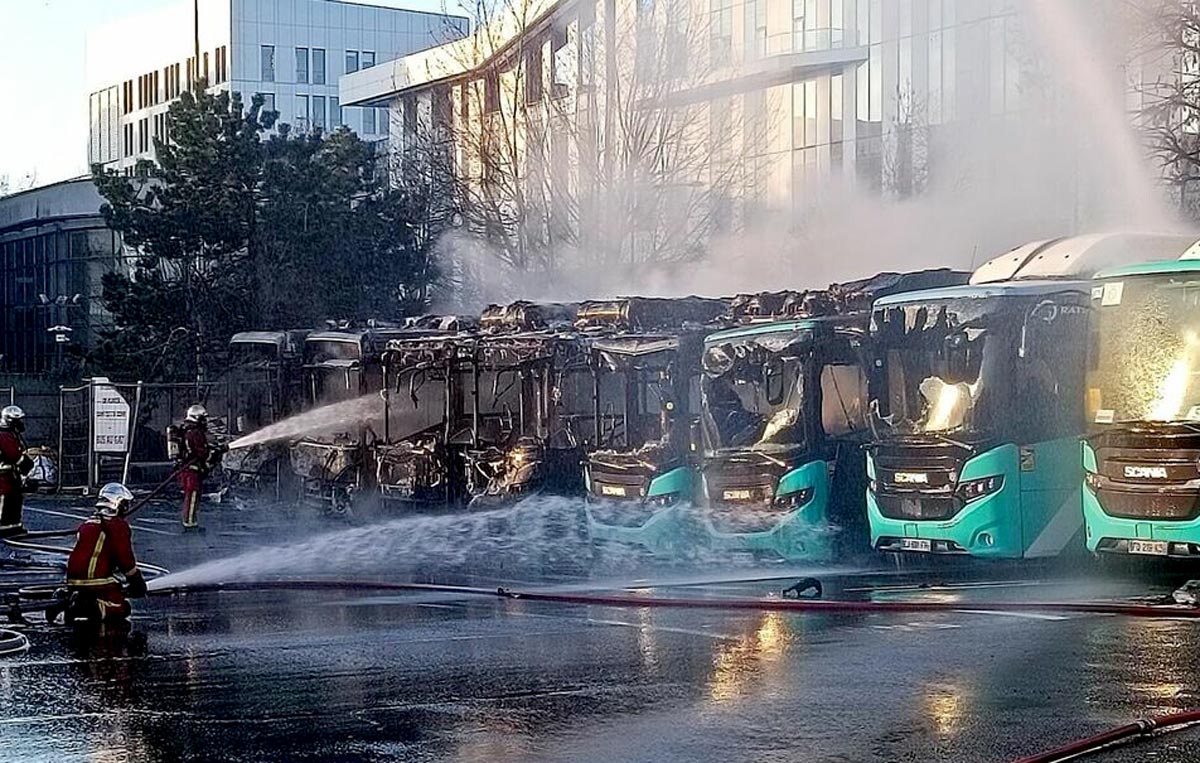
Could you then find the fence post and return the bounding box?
[56,385,65,495]
[86,379,95,495]
[122,381,143,485]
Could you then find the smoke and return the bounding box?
[429,0,1184,311]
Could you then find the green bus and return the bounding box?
[1083,255,1200,558]
[866,234,1200,560]
[695,270,966,561]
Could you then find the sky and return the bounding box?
[0,0,448,191]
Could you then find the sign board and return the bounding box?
[93,381,131,453]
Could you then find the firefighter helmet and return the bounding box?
[96,483,135,518]
[0,405,25,432]
[185,404,208,423]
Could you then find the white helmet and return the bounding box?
[0,405,24,431]
[96,483,135,518]
[185,404,208,423]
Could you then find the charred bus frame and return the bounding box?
[462,301,592,506]
[291,327,429,513]
[221,330,309,494]
[376,331,477,507]
[577,297,730,552]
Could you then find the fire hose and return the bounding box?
[1010,709,1200,763]
[144,578,1200,619]
[0,627,29,657]
[1,457,198,561]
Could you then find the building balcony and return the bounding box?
[667,28,866,106]
[762,27,857,58]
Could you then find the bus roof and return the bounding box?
[705,316,835,344]
[873,279,1090,308]
[970,233,1200,284]
[1095,259,1200,279]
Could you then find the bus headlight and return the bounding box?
[647,492,680,508]
[1084,472,1102,491]
[957,475,1003,503]
[774,487,815,510]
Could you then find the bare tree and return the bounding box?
[1127,0,1200,215]
[883,86,930,199]
[400,0,766,304]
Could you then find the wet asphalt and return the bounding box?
[4,494,1200,763]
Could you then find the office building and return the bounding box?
[88,0,469,172]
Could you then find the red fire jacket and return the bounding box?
[66,516,139,588]
[182,422,210,474]
[0,430,23,495]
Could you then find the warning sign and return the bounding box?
[93,381,131,453]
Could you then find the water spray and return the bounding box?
[227,394,384,450]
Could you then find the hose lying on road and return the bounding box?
[2,537,168,578]
[0,627,30,657]
[146,579,1200,620]
[1011,709,1200,763]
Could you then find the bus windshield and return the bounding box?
[1089,275,1200,425]
[701,333,808,453]
[872,292,1089,444]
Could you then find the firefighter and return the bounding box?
[52,483,148,623]
[178,404,213,531]
[0,405,32,537]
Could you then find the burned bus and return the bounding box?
[290,326,437,513]
[577,297,730,552]
[220,330,308,493]
[375,331,477,507]
[866,234,1197,560]
[462,301,593,506]
[696,271,966,562]
[1082,247,1200,559]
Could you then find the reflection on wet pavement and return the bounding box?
[4,494,1200,762]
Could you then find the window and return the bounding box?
[362,51,376,68]
[260,92,276,116]
[313,48,326,85]
[377,107,388,134]
[203,51,210,83]
[551,27,570,98]
[296,47,309,83]
[297,95,309,131]
[312,95,326,129]
[330,96,341,127]
[709,0,733,67]
[820,364,868,437]
[261,45,275,82]
[525,44,543,103]
[345,50,359,74]
[362,105,376,134]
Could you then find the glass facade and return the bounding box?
[0,214,119,374]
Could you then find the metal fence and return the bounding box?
[57,379,235,493]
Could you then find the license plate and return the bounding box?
[1129,539,1168,556]
[901,538,932,552]
[723,489,753,501]
[600,484,626,497]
